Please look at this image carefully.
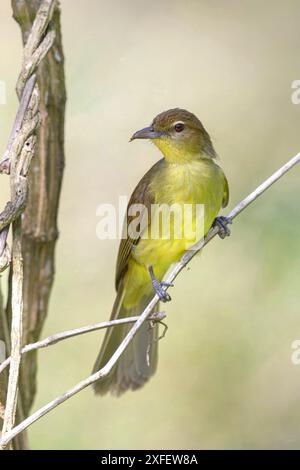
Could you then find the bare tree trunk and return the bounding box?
[8,0,66,422]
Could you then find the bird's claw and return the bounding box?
[152,280,172,302]
[213,216,232,239]
[148,265,172,302]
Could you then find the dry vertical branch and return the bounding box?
[0,72,40,449]
[0,0,60,449]
[0,81,41,443]
[9,0,66,419]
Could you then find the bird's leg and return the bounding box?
[148,265,173,302]
[213,216,232,239]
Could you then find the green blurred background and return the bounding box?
[1,0,300,449]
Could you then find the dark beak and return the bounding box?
[130,126,164,142]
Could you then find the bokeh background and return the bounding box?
[1,0,300,450]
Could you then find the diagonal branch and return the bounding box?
[0,150,299,447]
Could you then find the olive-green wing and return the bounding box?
[115,159,164,290]
[222,173,229,208]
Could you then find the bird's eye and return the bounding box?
[174,123,185,133]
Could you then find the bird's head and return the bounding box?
[130,108,216,163]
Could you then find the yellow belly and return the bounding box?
[123,159,226,307]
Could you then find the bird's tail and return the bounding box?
[92,281,159,396]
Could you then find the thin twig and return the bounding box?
[181,151,300,266]
[0,312,167,375]
[1,150,299,447]
[1,220,23,441]
[0,286,7,421]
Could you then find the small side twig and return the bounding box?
[0,150,299,448]
[0,312,167,375]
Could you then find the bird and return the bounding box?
[93,108,230,396]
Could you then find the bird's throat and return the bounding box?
[153,138,208,163]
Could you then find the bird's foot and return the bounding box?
[148,265,173,302]
[213,216,232,239]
